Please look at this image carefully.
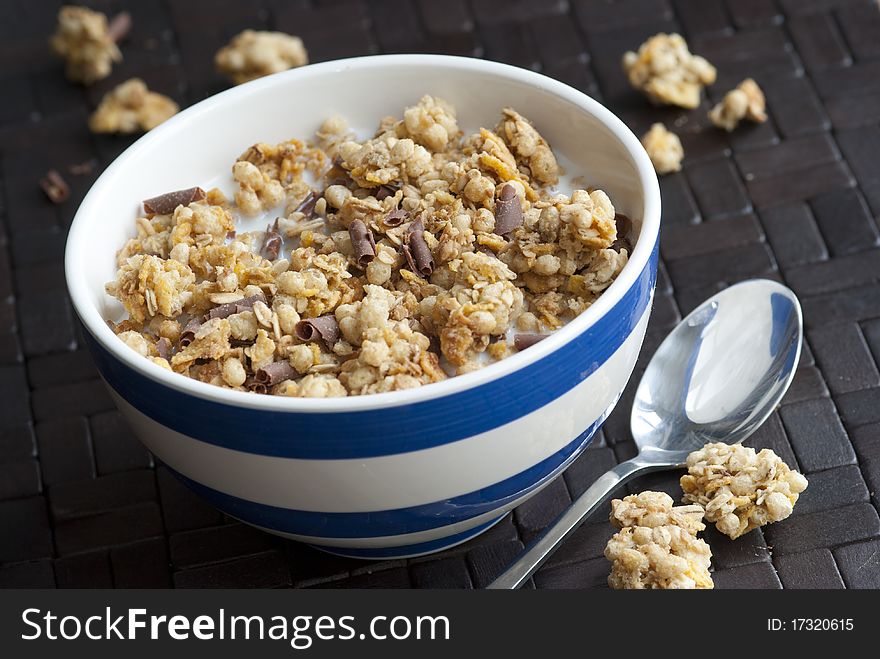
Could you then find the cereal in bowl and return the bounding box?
[105,97,633,397]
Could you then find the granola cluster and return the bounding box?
[605,492,713,589]
[106,96,631,397]
[89,78,179,134]
[708,78,768,132]
[640,123,683,175]
[215,30,309,85]
[680,442,809,540]
[622,33,716,109]
[50,5,121,84]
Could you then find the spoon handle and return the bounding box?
[487,458,648,589]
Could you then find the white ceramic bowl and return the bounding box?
[65,55,660,559]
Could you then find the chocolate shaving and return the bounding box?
[611,213,634,253]
[493,184,523,236]
[383,208,409,227]
[403,218,434,277]
[244,376,268,394]
[294,190,318,218]
[179,318,201,348]
[375,183,400,201]
[513,333,548,351]
[155,337,171,360]
[204,291,268,321]
[107,11,132,43]
[39,169,70,204]
[143,186,206,215]
[294,315,340,346]
[262,219,282,260]
[348,219,376,268]
[255,360,298,386]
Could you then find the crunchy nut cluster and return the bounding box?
[605,492,713,589]
[708,78,768,132]
[106,96,630,397]
[89,78,179,134]
[50,5,121,84]
[622,33,716,109]
[215,30,309,85]
[641,123,683,175]
[680,442,808,540]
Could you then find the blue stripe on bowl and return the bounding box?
[88,241,657,460]
[165,407,610,538]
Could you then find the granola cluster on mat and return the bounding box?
[604,492,713,590]
[105,96,632,397]
[624,33,769,176]
[680,442,809,540]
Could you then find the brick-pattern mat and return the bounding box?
[1,0,879,589]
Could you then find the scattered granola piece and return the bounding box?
[680,442,809,540]
[89,78,179,134]
[605,523,714,589]
[641,123,684,175]
[622,33,716,109]
[50,5,122,84]
[610,491,706,536]
[708,78,768,132]
[39,169,70,204]
[215,30,308,85]
[403,95,459,152]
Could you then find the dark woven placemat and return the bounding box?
[1,0,879,589]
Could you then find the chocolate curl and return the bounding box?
[348,219,376,268]
[513,333,550,350]
[383,208,409,228]
[513,333,548,351]
[255,360,298,386]
[493,184,523,236]
[294,315,340,347]
[143,186,206,215]
[244,376,268,394]
[156,337,171,360]
[262,218,283,260]
[107,11,132,43]
[403,219,434,277]
[375,183,400,201]
[204,291,268,321]
[294,190,318,218]
[178,318,201,348]
[39,169,70,204]
[612,213,634,253]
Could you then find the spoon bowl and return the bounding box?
[631,278,802,463]
[489,279,803,589]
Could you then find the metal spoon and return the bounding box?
[489,278,802,589]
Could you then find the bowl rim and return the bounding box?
[65,53,661,413]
